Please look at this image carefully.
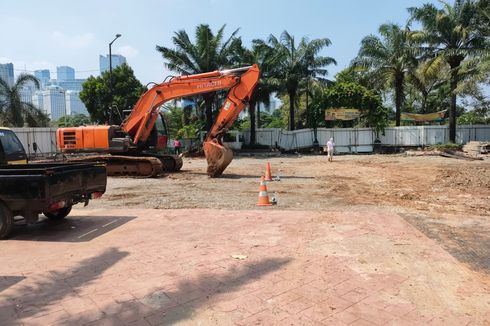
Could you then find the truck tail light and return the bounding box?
[91,192,103,199]
[49,201,66,211]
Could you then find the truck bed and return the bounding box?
[0,162,107,214]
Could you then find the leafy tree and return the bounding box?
[162,106,184,138]
[57,114,92,127]
[320,82,390,137]
[353,23,416,126]
[268,31,336,130]
[266,109,288,128]
[80,63,145,124]
[457,110,489,124]
[409,0,488,142]
[335,66,384,90]
[0,74,49,127]
[156,24,242,132]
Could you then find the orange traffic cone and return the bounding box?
[257,177,272,206]
[264,162,273,181]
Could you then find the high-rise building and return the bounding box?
[58,79,85,92]
[34,69,51,87]
[42,85,66,120]
[32,91,44,113]
[57,66,75,81]
[99,54,127,73]
[0,63,15,87]
[65,90,88,116]
[19,87,33,105]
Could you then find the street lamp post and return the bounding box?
[108,33,121,124]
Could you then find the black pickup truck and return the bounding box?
[0,128,107,239]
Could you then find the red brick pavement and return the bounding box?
[0,208,489,325]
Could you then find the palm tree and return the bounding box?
[409,0,487,142]
[156,24,242,131]
[268,31,336,130]
[353,24,416,126]
[407,59,449,113]
[238,39,279,144]
[0,74,49,127]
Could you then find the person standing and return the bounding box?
[326,138,335,162]
[173,138,182,155]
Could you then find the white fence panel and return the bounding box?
[7,125,488,157]
[474,125,490,141]
[257,124,489,151]
[424,126,447,145]
[11,127,58,156]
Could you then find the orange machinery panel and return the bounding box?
[57,126,110,151]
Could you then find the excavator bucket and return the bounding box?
[203,139,234,177]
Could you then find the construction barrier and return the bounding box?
[242,125,490,152]
[10,127,58,158]
[7,125,490,157]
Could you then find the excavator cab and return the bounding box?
[144,112,169,151]
[154,113,169,151]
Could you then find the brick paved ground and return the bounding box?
[1,208,489,325]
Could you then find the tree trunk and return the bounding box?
[394,73,404,127]
[249,100,256,145]
[183,105,191,125]
[256,103,260,129]
[288,91,295,131]
[203,94,214,132]
[448,63,460,143]
[421,91,428,114]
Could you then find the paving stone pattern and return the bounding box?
[1,208,489,325]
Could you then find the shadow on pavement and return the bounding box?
[10,215,136,242]
[401,213,490,275]
[0,248,129,324]
[63,257,291,325]
[218,173,261,179]
[0,276,26,292]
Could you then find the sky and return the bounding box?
[0,0,439,85]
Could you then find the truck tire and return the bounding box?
[43,205,72,220]
[0,202,14,239]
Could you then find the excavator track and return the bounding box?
[61,155,163,177]
[155,154,183,172]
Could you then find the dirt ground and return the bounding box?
[86,154,490,277]
[3,154,490,325]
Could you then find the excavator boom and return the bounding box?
[123,64,260,177]
[203,65,260,177]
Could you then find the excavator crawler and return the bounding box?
[57,65,260,177]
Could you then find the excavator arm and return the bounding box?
[121,64,260,177]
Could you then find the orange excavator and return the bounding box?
[56,64,260,178]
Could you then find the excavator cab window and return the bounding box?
[155,113,169,150]
[155,113,168,136]
[145,113,168,151]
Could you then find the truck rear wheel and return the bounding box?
[44,205,72,220]
[0,202,14,239]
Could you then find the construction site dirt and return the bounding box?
[88,154,490,276]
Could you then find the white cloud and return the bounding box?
[116,45,139,58]
[50,31,95,49]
